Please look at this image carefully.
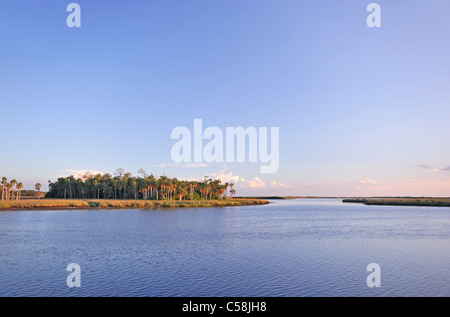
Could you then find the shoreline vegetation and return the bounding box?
[343,197,450,207]
[0,198,269,210]
[1,170,271,210]
[240,196,450,207]
[3,172,449,209]
[45,170,239,201]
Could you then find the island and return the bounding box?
[1,171,268,210]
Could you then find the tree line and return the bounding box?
[46,168,236,200]
[1,177,42,200]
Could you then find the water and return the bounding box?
[1,199,449,297]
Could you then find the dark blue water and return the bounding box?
[1,199,450,297]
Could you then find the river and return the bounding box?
[0,199,449,296]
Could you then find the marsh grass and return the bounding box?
[0,199,268,210]
[343,197,450,207]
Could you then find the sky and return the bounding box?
[1,0,450,196]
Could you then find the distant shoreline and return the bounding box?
[238,196,450,207]
[0,198,269,211]
[343,197,450,207]
[234,196,344,200]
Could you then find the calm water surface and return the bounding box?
[1,199,449,297]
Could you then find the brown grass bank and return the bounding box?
[0,198,269,210]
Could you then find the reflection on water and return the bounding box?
[0,199,449,296]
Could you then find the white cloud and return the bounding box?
[352,178,378,185]
[201,166,267,189]
[361,178,377,185]
[248,177,266,188]
[211,171,240,184]
[154,163,207,168]
[403,179,431,184]
[416,164,450,172]
[270,181,294,188]
[63,169,107,178]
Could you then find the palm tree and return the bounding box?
[6,183,12,200]
[10,179,17,200]
[151,178,159,200]
[224,182,229,199]
[102,182,109,199]
[44,171,233,202]
[112,176,119,199]
[189,182,197,200]
[35,183,42,200]
[166,179,173,200]
[131,178,137,200]
[218,184,228,200]
[1,177,6,200]
[16,183,23,200]
[122,173,131,199]
[178,184,187,201]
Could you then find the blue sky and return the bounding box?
[1,0,450,196]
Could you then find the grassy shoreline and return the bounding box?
[343,197,450,207]
[0,198,269,210]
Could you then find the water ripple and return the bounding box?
[1,200,450,296]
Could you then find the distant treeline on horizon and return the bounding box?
[1,177,43,201]
[46,169,236,201]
